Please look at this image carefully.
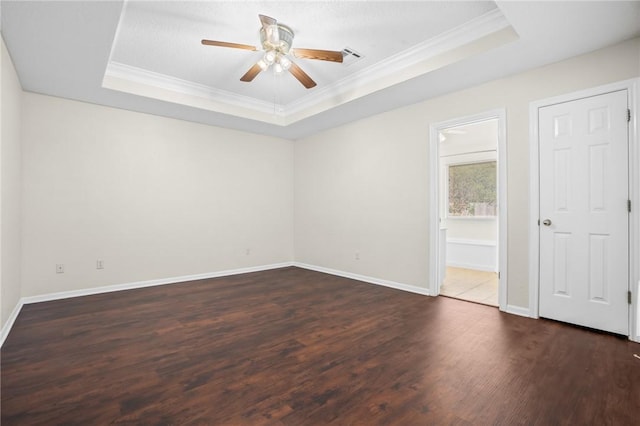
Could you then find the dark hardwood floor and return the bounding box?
[2,267,639,425]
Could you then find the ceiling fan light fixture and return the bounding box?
[202,14,342,89]
[257,59,269,71]
[264,50,277,65]
[279,55,292,71]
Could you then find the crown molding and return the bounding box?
[102,9,516,127]
[106,62,276,114]
[103,61,287,125]
[283,9,516,122]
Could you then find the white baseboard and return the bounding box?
[0,298,25,347]
[293,262,430,296]
[21,262,294,305]
[1,262,294,348]
[2,262,537,349]
[506,304,531,318]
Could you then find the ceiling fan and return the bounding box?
[201,14,343,89]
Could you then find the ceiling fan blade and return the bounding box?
[240,63,264,82]
[289,62,317,89]
[201,39,257,51]
[293,48,344,63]
[258,14,279,45]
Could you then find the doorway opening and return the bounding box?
[429,110,507,310]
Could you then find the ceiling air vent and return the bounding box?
[341,47,364,66]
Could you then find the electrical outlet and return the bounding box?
[56,264,64,274]
[97,259,104,269]
[246,248,251,255]
[355,251,360,260]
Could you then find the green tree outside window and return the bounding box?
[448,161,497,216]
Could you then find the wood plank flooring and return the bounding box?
[2,267,639,425]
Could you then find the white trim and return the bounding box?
[285,9,513,118]
[497,109,508,312]
[105,0,128,65]
[635,280,640,343]
[293,262,430,296]
[0,262,294,348]
[105,61,278,116]
[447,216,496,221]
[0,299,24,347]
[528,96,541,319]
[631,80,640,343]
[429,122,440,299]
[506,304,531,318]
[441,151,498,219]
[104,9,515,127]
[529,94,540,318]
[429,109,508,312]
[441,152,497,165]
[528,78,639,341]
[21,262,294,305]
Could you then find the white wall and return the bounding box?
[446,219,496,240]
[21,94,294,297]
[446,238,497,272]
[1,37,22,329]
[294,37,640,309]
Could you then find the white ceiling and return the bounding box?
[105,1,515,126]
[439,118,498,157]
[2,1,640,140]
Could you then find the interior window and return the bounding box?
[448,161,496,217]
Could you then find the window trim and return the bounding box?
[440,150,497,220]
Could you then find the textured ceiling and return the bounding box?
[110,1,497,105]
[104,1,513,125]
[2,1,640,139]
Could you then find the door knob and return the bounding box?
[542,219,552,226]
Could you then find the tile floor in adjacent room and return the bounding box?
[440,266,498,306]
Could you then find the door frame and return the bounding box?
[528,78,639,342]
[429,109,508,312]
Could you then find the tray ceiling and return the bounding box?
[104,1,514,125]
[2,1,640,139]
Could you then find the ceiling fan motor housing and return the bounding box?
[202,14,338,88]
[260,24,294,54]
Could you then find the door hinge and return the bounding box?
[498,272,501,279]
[628,290,632,305]
[537,219,540,226]
[628,109,632,122]
[628,199,632,213]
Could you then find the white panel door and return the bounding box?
[539,90,629,335]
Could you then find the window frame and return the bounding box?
[440,150,498,220]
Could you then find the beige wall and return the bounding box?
[294,37,640,308]
[21,94,294,297]
[5,36,640,317]
[1,38,22,329]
